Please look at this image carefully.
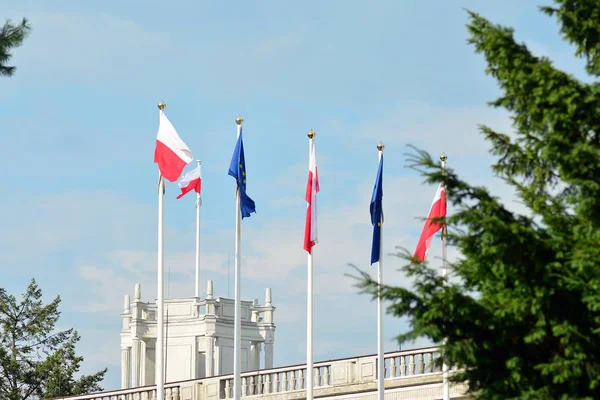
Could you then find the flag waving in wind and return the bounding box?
[303,138,319,253]
[228,127,256,218]
[154,109,193,182]
[370,154,383,264]
[176,166,201,200]
[413,182,447,262]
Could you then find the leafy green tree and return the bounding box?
[0,18,31,77]
[355,1,600,399]
[0,279,106,400]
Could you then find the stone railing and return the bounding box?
[52,346,465,400]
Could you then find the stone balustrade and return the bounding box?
[52,346,468,400]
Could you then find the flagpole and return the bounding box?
[440,152,449,400]
[233,117,243,400]
[195,160,202,298]
[156,102,166,400]
[376,142,385,400]
[306,129,315,400]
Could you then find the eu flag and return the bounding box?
[228,128,256,219]
[370,155,383,264]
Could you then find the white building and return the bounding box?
[119,281,276,388]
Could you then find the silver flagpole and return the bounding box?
[155,102,166,400]
[440,152,449,400]
[376,142,384,400]
[195,160,202,298]
[306,129,316,400]
[233,117,243,400]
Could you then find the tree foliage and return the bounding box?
[0,18,31,77]
[355,1,600,398]
[0,279,107,400]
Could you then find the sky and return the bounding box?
[0,0,590,392]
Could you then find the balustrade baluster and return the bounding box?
[409,354,415,375]
[265,374,271,394]
[400,356,406,376]
[298,369,304,389]
[249,376,255,395]
[257,375,263,395]
[292,371,297,390]
[390,357,397,378]
[281,371,288,392]
[172,387,180,400]
[315,367,321,387]
[224,379,231,399]
[425,352,433,373]
[242,377,248,397]
[324,366,330,385]
[419,353,425,374]
[166,387,173,400]
[291,370,298,390]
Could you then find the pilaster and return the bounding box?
[121,346,131,389]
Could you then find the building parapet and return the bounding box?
[52,346,469,400]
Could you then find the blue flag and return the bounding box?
[228,128,256,219]
[370,155,383,264]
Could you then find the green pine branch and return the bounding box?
[0,18,31,77]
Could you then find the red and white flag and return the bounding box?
[303,140,319,253]
[154,110,193,182]
[176,166,201,200]
[413,183,447,262]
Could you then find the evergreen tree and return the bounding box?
[356,1,600,398]
[0,18,31,77]
[0,279,107,400]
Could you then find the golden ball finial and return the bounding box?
[235,116,244,125]
[307,129,316,139]
[157,101,166,110]
[377,141,385,151]
[440,152,448,162]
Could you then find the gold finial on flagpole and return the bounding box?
[377,141,385,151]
[440,152,448,162]
[236,116,244,125]
[307,129,316,139]
[157,101,166,110]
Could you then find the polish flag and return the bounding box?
[154,110,193,182]
[413,183,447,262]
[303,140,319,253]
[176,166,201,200]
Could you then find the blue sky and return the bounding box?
[0,0,588,392]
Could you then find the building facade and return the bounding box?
[119,281,276,388]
